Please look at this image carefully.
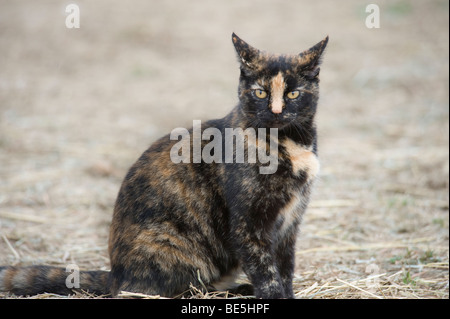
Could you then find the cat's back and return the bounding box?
[110,124,227,232]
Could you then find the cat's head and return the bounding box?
[232,33,328,130]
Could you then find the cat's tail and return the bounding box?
[0,265,109,296]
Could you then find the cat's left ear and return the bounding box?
[298,36,329,80]
[232,33,261,71]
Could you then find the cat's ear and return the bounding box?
[232,33,261,71]
[298,36,329,80]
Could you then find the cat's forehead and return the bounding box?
[248,54,303,89]
[250,52,301,75]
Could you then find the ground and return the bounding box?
[0,0,448,299]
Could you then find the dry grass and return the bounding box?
[0,0,448,299]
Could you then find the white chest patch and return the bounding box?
[283,138,320,180]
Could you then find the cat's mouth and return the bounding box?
[267,119,288,128]
[246,111,294,129]
[261,115,294,129]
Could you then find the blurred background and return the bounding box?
[0,0,448,298]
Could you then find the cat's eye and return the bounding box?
[286,91,300,99]
[254,89,268,99]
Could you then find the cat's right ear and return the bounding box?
[232,33,260,71]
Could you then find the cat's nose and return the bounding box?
[271,101,284,114]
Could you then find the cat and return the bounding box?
[0,33,328,299]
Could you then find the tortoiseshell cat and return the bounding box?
[0,33,328,298]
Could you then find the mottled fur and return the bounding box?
[0,33,328,298]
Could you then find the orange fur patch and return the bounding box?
[283,138,320,179]
[270,72,285,114]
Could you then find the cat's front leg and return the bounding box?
[231,222,285,298]
[274,229,298,299]
[241,243,285,299]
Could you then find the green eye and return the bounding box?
[254,89,268,99]
[287,91,300,99]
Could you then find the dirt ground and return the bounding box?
[0,0,448,299]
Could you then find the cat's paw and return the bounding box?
[228,283,254,296]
